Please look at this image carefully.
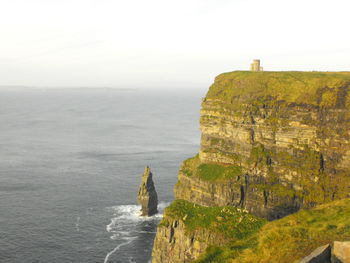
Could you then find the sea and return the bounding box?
[0,88,203,263]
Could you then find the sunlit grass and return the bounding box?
[193,198,350,263]
[160,200,266,240]
[206,71,350,107]
[181,155,242,181]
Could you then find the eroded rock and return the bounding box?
[299,244,331,263]
[137,166,158,216]
[333,241,350,263]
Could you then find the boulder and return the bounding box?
[299,244,331,263]
[332,241,350,263]
[137,166,158,216]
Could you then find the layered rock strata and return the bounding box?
[152,200,264,263]
[152,218,209,263]
[176,71,350,219]
[137,166,158,216]
[152,71,350,262]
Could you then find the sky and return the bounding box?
[0,0,350,89]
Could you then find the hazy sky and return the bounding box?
[1,0,349,88]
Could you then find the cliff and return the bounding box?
[152,200,265,263]
[152,71,350,263]
[193,198,350,263]
[177,71,350,219]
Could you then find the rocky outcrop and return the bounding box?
[152,218,208,263]
[152,199,264,263]
[299,242,350,263]
[299,244,331,263]
[333,241,350,263]
[137,166,158,216]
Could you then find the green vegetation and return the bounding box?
[197,163,242,181]
[246,143,350,206]
[161,200,266,240]
[155,71,350,263]
[247,143,271,167]
[193,198,350,263]
[181,154,201,178]
[181,155,242,181]
[203,137,242,165]
[270,145,350,205]
[182,144,349,205]
[206,71,350,107]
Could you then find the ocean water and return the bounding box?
[0,88,202,263]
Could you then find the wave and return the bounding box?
[106,201,169,232]
[103,237,136,263]
[103,202,170,262]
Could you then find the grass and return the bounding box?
[192,198,350,263]
[182,146,349,208]
[206,71,350,107]
[183,71,350,262]
[161,200,266,240]
[181,155,242,181]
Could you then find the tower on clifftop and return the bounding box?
[250,59,263,72]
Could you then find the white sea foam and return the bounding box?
[104,201,170,261]
[103,237,136,263]
[106,202,170,233]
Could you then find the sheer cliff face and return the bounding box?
[152,200,265,263]
[176,71,350,220]
[152,219,211,263]
[152,71,350,263]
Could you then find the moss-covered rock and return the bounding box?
[180,155,242,182]
[152,200,265,263]
[163,200,265,239]
[193,198,350,263]
[206,71,350,107]
[175,71,350,219]
[152,71,350,263]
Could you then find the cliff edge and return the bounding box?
[152,71,350,263]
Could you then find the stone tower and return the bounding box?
[250,59,263,72]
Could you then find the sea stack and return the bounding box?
[137,166,158,216]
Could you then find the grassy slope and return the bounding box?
[181,155,242,181]
[206,71,350,107]
[160,200,266,241]
[193,198,350,263]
